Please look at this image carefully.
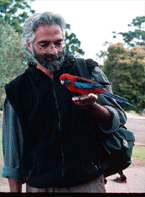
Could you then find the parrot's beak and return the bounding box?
[60,80,65,85]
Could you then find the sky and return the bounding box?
[29,0,145,63]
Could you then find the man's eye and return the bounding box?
[40,44,49,48]
[55,42,62,46]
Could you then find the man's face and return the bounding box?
[29,25,65,71]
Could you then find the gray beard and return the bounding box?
[32,49,65,71]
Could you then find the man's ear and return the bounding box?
[26,40,32,52]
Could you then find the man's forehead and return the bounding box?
[34,25,63,43]
[35,25,62,35]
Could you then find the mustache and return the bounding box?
[43,54,59,59]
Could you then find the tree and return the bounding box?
[0,0,35,34]
[112,16,145,47]
[0,22,34,109]
[65,23,85,57]
[104,43,145,113]
[96,16,145,66]
[0,23,33,87]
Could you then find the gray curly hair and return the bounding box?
[22,12,66,56]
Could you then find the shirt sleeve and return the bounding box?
[1,97,24,183]
[90,66,127,134]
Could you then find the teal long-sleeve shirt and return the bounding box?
[1,97,24,183]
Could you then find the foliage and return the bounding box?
[113,16,145,47]
[104,43,145,113]
[97,16,145,65]
[65,23,85,57]
[132,145,145,161]
[0,23,34,87]
[0,0,35,34]
[96,41,112,67]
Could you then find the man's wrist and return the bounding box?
[82,102,113,130]
[8,177,22,193]
[81,102,98,111]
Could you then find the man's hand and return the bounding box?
[72,93,98,108]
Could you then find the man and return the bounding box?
[2,12,127,193]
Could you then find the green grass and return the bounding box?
[0,111,2,157]
[0,130,2,155]
[0,130,2,157]
[132,145,145,161]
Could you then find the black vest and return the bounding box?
[5,55,107,188]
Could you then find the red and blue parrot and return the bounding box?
[59,73,135,107]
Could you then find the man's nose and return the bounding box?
[47,46,58,55]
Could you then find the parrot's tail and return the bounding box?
[103,92,135,107]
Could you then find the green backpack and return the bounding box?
[98,126,135,177]
[75,58,135,177]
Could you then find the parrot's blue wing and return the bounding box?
[74,81,103,90]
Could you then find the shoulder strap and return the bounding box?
[75,58,92,79]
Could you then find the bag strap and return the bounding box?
[75,58,92,79]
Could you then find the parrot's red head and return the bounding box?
[59,74,73,86]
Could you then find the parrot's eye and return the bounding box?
[65,80,71,85]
